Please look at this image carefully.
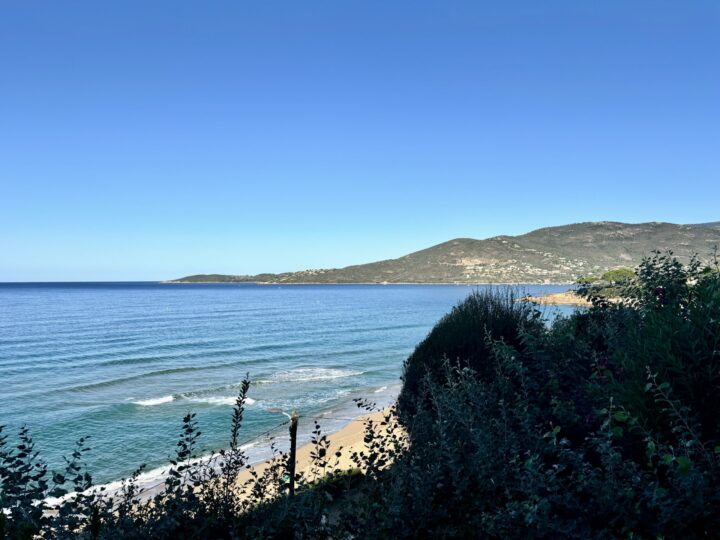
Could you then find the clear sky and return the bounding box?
[1,1,718,281]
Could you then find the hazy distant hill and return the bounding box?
[169,221,720,284]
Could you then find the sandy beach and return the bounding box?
[236,409,402,494]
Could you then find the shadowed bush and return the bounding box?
[398,288,543,424]
[349,252,720,539]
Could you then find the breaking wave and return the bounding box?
[256,367,363,384]
[132,394,256,407]
[133,395,174,406]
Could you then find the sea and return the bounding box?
[0,282,574,490]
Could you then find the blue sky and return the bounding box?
[1,1,718,281]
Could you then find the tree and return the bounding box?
[600,267,635,284]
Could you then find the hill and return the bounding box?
[168,221,720,284]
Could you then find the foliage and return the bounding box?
[398,288,544,422]
[389,251,720,538]
[600,267,635,284]
[576,266,636,300]
[2,251,720,538]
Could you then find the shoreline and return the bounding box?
[235,408,397,490]
[520,290,590,307]
[161,281,576,286]
[46,388,401,507]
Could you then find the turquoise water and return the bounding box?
[0,282,572,486]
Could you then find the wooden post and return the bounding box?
[288,410,298,497]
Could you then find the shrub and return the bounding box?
[600,267,635,284]
[397,288,543,424]
[353,253,720,538]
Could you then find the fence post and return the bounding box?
[288,410,298,497]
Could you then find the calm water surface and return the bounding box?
[0,282,573,484]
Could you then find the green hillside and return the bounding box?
[168,221,720,284]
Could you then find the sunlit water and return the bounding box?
[0,282,574,486]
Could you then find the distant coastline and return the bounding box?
[161,280,575,286]
[164,221,720,286]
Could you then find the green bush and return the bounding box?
[397,288,543,424]
[380,251,720,538]
[600,267,635,284]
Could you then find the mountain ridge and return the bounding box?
[168,221,720,284]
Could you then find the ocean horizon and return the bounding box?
[1,282,573,487]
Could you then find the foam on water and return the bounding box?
[261,389,352,410]
[133,395,174,406]
[133,393,257,407]
[256,367,364,384]
[184,396,257,407]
